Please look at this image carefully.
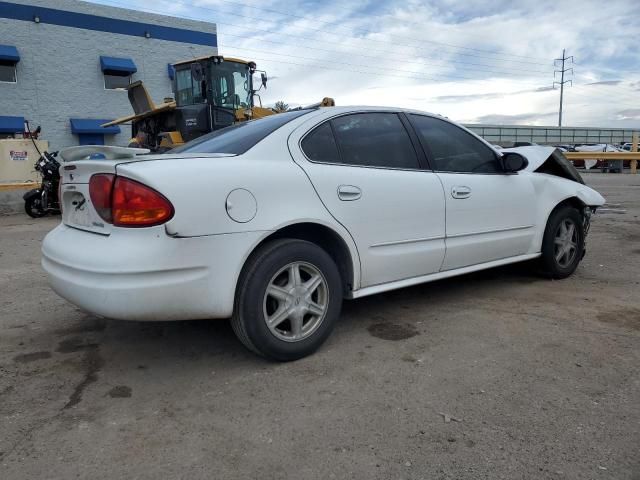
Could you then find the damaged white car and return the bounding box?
[42,107,605,360]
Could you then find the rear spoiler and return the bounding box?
[59,145,150,162]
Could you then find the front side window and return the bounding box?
[0,63,17,83]
[409,115,499,173]
[104,74,130,90]
[327,113,419,169]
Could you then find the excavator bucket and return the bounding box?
[101,81,176,128]
[127,80,156,114]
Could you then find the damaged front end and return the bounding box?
[533,148,585,184]
[502,146,585,184]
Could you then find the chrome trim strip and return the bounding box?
[447,224,534,239]
[370,235,445,248]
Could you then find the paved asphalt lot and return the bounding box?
[1,173,638,479]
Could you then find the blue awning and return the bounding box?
[99,56,137,75]
[0,115,24,133]
[0,45,20,63]
[70,118,121,135]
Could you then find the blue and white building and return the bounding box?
[0,0,218,149]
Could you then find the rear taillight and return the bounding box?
[88,174,173,227]
[89,173,115,223]
[112,177,174,227]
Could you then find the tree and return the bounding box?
[274,100,289,113]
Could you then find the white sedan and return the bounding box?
[42,107,605,360]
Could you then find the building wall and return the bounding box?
[0,0,217,150]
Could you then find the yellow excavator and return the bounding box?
[103,55,334,152]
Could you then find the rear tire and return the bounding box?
[25,197,47,218]
[540,206,584,279]
[231,239,343,361]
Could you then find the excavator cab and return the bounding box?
[101,55,279,152]
[173,56,261,141]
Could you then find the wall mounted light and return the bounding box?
[144,31,151,38]
[33,14,40,23]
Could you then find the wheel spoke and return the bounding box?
[303,274,323,297]
[306,301,325,317]
[554,237,565,246]
[266,284,290,301]
[289,264,302,287]
[559,221,567,236]
[290,314,303,339]
[566,223,575,240]
[267,306,290,328]
[555,247,565,263]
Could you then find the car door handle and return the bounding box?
[337,185,362,201]
[451,186,471,199]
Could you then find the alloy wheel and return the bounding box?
[554,218,579,268]
[263,261,329,342]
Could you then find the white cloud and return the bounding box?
[93,0,640,127]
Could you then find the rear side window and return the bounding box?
[409,114,499,173]
[172,110,311,155]
[330,113,419,169]
[301,122,340,163]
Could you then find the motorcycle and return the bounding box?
[23,150,61,218]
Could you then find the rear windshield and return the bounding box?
[171,110,313,155]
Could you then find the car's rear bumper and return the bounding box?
[42,224,265,321]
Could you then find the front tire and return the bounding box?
[231,239,343,361]
[540,206,584,279]
[24,196,47,218]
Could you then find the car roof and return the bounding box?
[313,105,444,117]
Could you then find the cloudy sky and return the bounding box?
[91,0,639,127]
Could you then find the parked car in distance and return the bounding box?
[42,107,605,360]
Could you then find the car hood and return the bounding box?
[502,146,584,184]
[501,146,556,172]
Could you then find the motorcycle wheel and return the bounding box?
[25,196,47,218]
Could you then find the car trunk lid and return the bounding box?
[58,146,235,235]
[58,146,151,235]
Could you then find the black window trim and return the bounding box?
[405,113,507,175]
[298,110,430,172]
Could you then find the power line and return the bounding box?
[96,0,552,67]
[220,42,550,82]
[219,31,550,78]
[208,0,552,64]
[218,51,552,92]
[95,0,552,79]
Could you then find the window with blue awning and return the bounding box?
[99,56,137,76]
[0,116,24,133]
[70,118,121,135]
[0,45,20,64]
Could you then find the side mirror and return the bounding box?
[261,73,268,89]
[501,152,528,172]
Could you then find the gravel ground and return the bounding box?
[0,173,638,479]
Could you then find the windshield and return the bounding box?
[211,61,251,110]
[171,110,313,155]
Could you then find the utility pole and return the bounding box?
[554,49,573,127]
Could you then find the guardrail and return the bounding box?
[563,133,639,173]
